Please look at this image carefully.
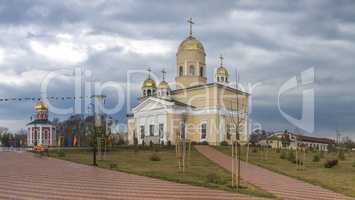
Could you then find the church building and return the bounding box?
[127,19,249,146]
[26,100,56,147]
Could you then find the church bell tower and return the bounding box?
[175,18,207,89]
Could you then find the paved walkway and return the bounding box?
[195,145,354,200]
[0,151,264,200]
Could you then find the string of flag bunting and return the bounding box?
[0,96,93,102]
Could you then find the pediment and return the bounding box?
[132,97,173,113]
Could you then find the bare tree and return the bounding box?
[226,69,247,190]
[176,112,190,174]
[0,126,8,135]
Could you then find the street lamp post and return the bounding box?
[91,95,106,166]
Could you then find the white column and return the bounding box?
[39,126,42,145]
[30,130,33,146]
[52,127,56,146]
[165,114,168,143]
[49,128,52,146]
[28,129,31,146]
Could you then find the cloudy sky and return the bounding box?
[0,0,354,139]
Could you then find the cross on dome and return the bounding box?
[161,69,166,80]
[187,17,194,37]
[147,68,152,78]
[219,54,224,66]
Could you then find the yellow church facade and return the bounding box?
[127,19,249,146]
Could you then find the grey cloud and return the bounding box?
[0,0,354,138]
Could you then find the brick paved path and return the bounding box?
[0,152,265,200]
[195,145,354,200]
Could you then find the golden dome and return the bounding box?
[216,66,228,76]
[178,36,205,52]
[35,100,47,110]
[159,80,170,89]
[142,78,156,88]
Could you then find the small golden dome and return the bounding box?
[178,36,205,52]
[159,80,170,89]
[35,100,47,110]
[142,78,156,88]
[216,66,229,76]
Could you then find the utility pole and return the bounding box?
[336,129,341,145]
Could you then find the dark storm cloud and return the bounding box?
[0,0,354,138]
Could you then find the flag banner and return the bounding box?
[0,96,92,102]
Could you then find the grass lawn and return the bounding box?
[48,146,275,199]
[216,146,355,198]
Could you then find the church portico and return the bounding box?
[130,97,190,145]
[136,111,168,145]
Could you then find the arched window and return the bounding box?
[143,90,146,96]
[217,77,220,82]
[221,77,225,82]
[179,66,183,76]
[199,67,203,77]
[147,89,152,96]
[140,126,145,139]
[201,122,207,140]
[189,65,195,76]
[180,123,186,139]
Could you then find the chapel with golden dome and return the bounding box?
[128,18,249,146]
[26,100,56,147]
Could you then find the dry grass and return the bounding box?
[49,146,275,198]
[217,146,355,198]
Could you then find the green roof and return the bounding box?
[27,119,52,126]
[270,135,281,141]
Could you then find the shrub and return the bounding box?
[319,151,324,158]
[352,160,355,168]
[220,141,229,146]
[252,148,258,153]
[57,151,66,157]
[313,154,320,162]
[134,146,139,153]
[149,153,161,161]
[190,141,198,146]
[287,151,296,163]
[276,148,281,153]
[280,151,287,159]
[324,159,338,168]
[206,173,221,184]
[167,140,171,147]
[109,163,117,169]
[153,145,160,152]
[149,141,154,148]
[338,151,346,160]
[199,141,209,145]
[297,159,303,166]
[133,137,138,146]
[327,144,336,153]
[117,137,126,145]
